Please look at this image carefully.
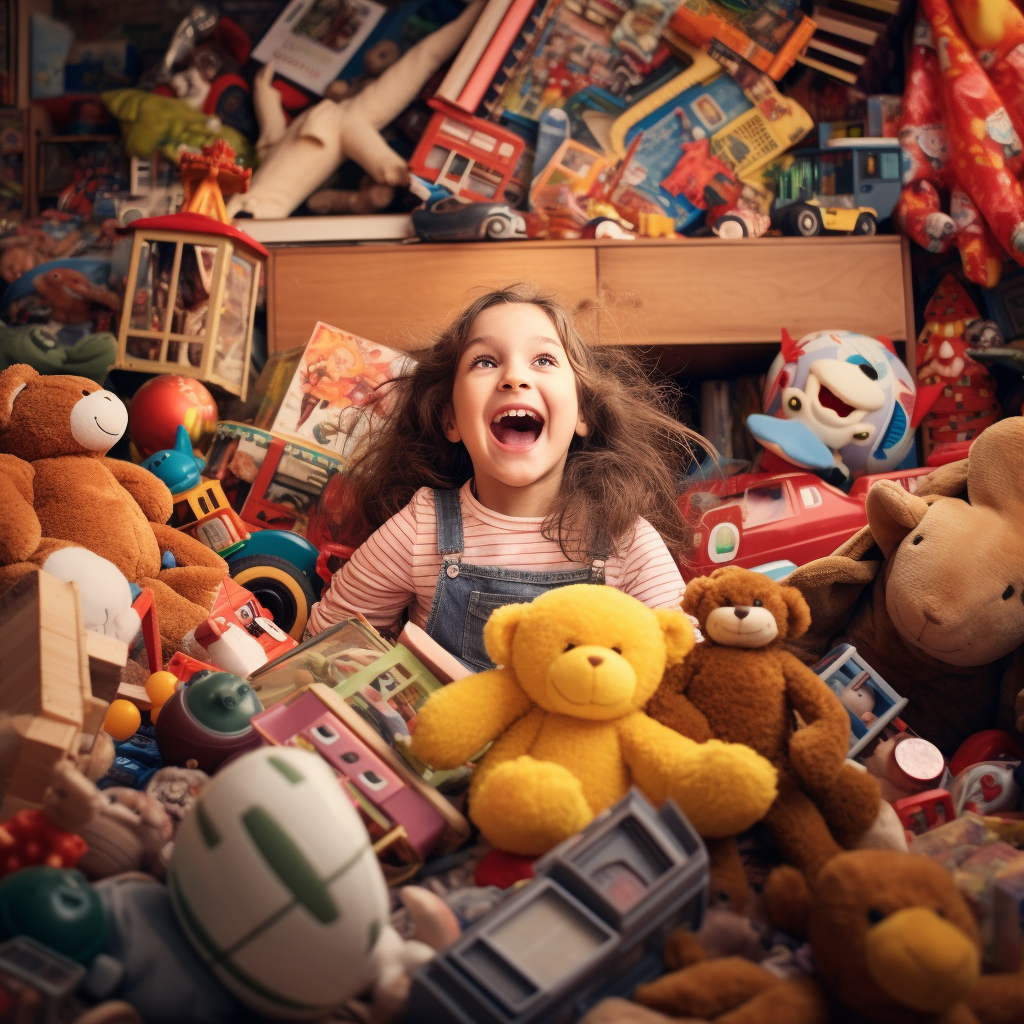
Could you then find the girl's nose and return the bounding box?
[500,373,531,390]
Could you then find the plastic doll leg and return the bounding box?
[469,755,593,857]
[805,762,881,849]
[765,779,842,879]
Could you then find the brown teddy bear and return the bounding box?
[647,567,879,883]
[0,364,227,655]
[787,416,1024,756]
[630,849,1024,1024]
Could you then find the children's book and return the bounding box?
[270,321,413,459]
[252,0,388,95]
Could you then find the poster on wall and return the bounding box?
[252,0,387,95]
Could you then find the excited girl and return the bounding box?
[306,284,709,670]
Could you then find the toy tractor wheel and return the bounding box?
[484,216,510,239]
[794,207,822,237]
[714,214,748,239]
[229,554,316,641]
[854,213,877,235]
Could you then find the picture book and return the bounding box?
[252,0,388,94]
[270,321,413,459]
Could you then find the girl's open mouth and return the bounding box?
[490,408,544,448]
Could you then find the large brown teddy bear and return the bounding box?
[647,568,879,883]
[0,364,227,654]
[630,849,1024,1024]
[786,415,1024,756]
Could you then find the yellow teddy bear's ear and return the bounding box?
[656,608,696,667]
[483,602,528,667]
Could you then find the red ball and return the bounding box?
[128,375,219,459]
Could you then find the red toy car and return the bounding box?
[682,467,932,580]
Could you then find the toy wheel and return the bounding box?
[484,216,511,239]
[854,213,877,235]
[229,555,316,641]
[794,207,822,237]
[714,214,748,239]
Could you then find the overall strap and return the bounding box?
[433,488,465,557]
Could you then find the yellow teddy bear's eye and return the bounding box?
[612,646,622,654]
[564,643,576,652]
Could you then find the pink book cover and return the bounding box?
[271,321,413,458]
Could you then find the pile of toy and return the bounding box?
[0,304,1023,1022]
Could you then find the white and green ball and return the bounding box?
[169,746,389,1019]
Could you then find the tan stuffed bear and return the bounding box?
[408,584,779,857]
[0,364,227,655]
[631,849,1024,1024]
[787,416,1024,756]
[648,567,880,882]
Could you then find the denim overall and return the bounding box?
[423,488,606,672]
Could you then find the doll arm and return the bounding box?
[781,652,851,790]
[618,713,777,839]
[102,457,173,525]
[407,668,533,769]
[0,454,42,564]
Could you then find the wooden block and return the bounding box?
[38,626,85,728]
[0,715,79,809]
[115,681,152,710]
[85,631,128,707]
[81,695,110,740]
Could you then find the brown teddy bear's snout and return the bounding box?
[704,604,780,649]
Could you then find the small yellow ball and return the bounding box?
[103,699,142,742]
[150,704,162,725]
[145,671,178,708]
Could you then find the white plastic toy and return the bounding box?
[169,745,391,1018]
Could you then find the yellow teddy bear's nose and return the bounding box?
[547,646,636,714]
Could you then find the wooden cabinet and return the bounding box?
[265,235,914,358]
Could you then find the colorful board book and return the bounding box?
[270,320,412,460]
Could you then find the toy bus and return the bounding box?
[772,137,904,236]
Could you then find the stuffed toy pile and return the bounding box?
[0,364,226,654]
[628,849,1024,1024]
[787,415,1024,756]
[408,584,779,857]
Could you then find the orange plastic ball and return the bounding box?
[103,700,142,742]
[150,704,162,724]
[145,671,178,708]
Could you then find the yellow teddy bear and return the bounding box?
[408,585,779,856]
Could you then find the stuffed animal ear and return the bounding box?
[682,576,714,617]
[779,585,812,640]
[865,480,930,559]
[0,364,39,429]
[483,602,527,667]
[656,608,696,667]
[762,865,812,939]
[966,416,1024,518]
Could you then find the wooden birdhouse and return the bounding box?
[113,141,267,399]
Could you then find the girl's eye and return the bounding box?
[468,356,497,369]
[534,354,557,366]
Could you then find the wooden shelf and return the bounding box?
[265,235,914,359]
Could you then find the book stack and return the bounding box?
[433,0,545,112]
[798,1,898,85]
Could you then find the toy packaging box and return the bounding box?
[812,643,908,758]
[270,321,413,460]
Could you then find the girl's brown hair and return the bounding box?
[330,284,712,561]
